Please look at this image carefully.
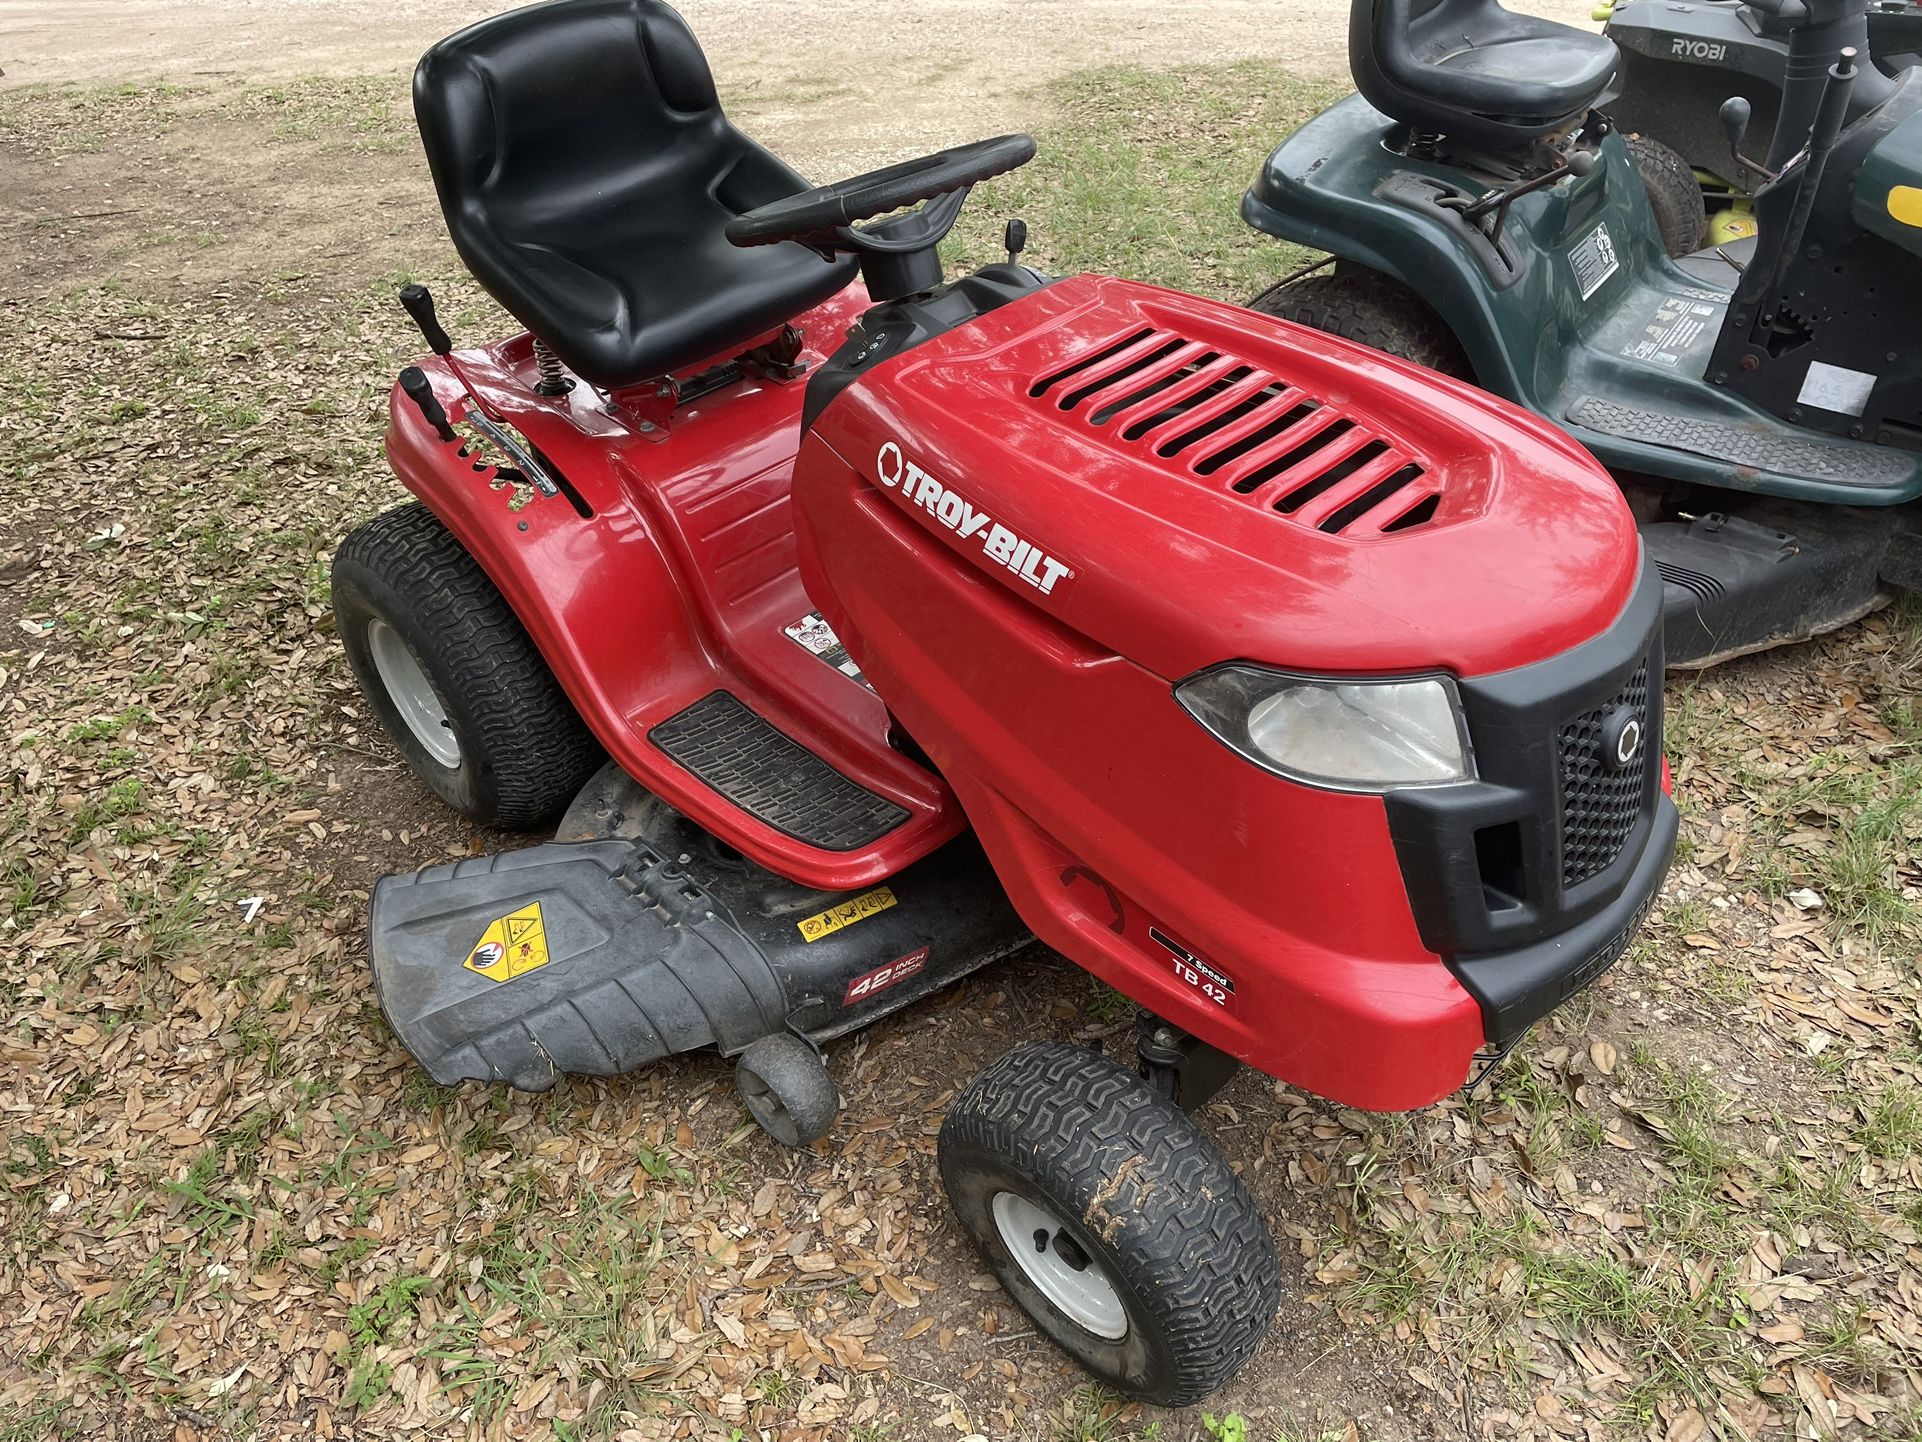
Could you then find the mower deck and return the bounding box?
[369,768,1030,1090]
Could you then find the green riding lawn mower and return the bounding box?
[1242,0,1922,666]
[1603,0,1919,242]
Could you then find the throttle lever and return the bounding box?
[399,366,458,443]
[398,283,453,355]
[1718,97,1777,182]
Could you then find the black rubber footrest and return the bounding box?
[650,691,909,851]
[1567,398,1912,485]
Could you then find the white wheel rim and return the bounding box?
[366,619,461,768]
[991,1190,1128,1340]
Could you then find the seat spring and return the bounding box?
[533,339,573,396]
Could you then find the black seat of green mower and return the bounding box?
[1351,0,1620,150]
[412,0,857,390]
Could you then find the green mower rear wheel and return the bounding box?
[1249,270,1472,380]
[1627,136,1707,259]
[938,1041,1279,1406]
[333,502,603,829]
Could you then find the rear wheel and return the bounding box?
[1627,136,1707,259]
[938,1042,1279,1406]
[1249,270,1472,379]
[332,502,603,829]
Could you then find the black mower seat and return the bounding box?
[412,0,857,390]
[1351,0,1620,150]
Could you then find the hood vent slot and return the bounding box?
[1029,327,1159,399]
[1160,382,1292,458]
[1235,419,1358,494]
[1202,400,1321,479]
[1318,462,1424,531]
[1272,432,1376,509]
[1124,365,1253,441]
[1089,350,1222,426]
[1030,326,1444,537]
[1382,493,1440,532]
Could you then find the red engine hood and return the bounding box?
[810,273,1639,680]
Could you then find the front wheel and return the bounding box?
[938,1042,1279,1406]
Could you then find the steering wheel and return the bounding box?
[725,134,1036,255]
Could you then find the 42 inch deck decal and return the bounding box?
[873,440,1074,598]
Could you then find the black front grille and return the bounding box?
[1557,663,1651,888]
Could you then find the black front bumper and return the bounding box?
[1452,792,1675,1042]
[1387,561,1675,1043]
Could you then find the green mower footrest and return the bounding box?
[367,839,786,1090]
[1567,397,1912,486]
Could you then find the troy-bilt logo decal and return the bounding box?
[1150,927,1237,1013]
[843,945,929,1006]
[874,441,1074,598]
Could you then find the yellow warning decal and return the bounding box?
[463,901,551,982]
[1890,185,1922,229]
[797,887,898,943]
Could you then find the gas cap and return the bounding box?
[1601,706,1645,772]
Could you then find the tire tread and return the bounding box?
[333,502,602,828]
[1627,136,1708,259]
[939,1041,1279,1405]
[1250,270,1472,380]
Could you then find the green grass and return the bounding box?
[0,1400,81,1442]
[945,64,1342,302]
[1051,1383,1136,1442]
[1350,1204,1752,1423]
[1855,1082,1922,1159]
[341,1274,437,1408]
[420,1183,683,1430]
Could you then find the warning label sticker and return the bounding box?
[797,887,898,943]
[1621,296,1721,370]
[1569,222,1621,301]
[464,901,551,983]
[784,611,872,691]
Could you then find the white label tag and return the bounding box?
[1569,223,1620,301]
[1795,361,1877,418]
[784,611,872,690]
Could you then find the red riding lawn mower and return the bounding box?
[335,0,1678,1404]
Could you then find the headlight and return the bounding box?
[1176,665,1475,791]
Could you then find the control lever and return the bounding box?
[391,283,556,498]
[1718,97,1778,182]
[1003,217,1028,265]
[399,366,458,442]
[463,411,561,499]
[1756,48,1857,301]
[398,283,453,356]
[1456,146,1599,240]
